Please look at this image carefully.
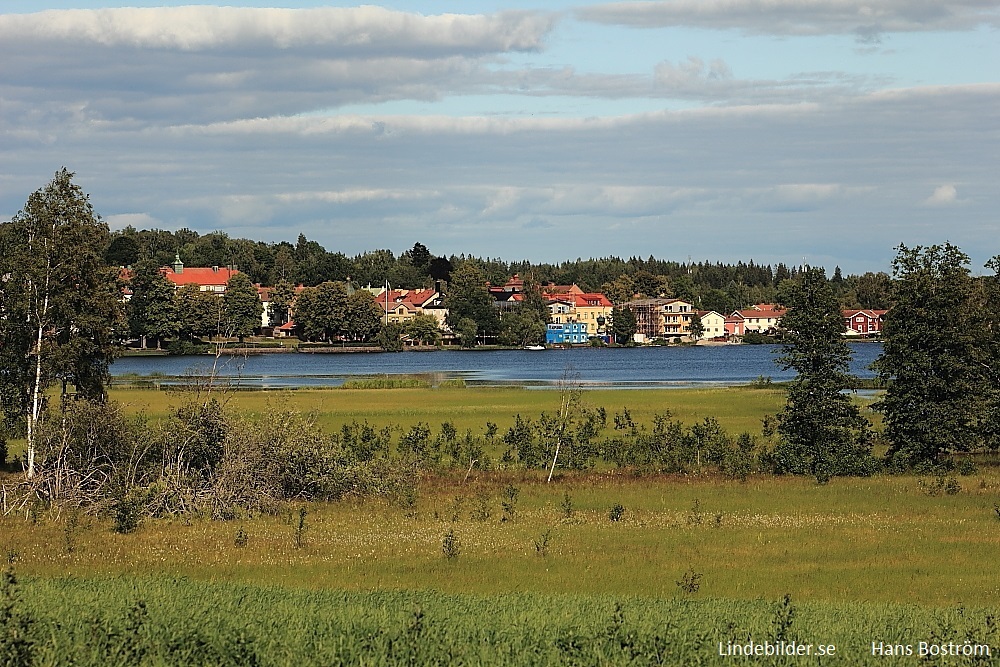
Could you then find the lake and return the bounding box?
[110,343,883,389]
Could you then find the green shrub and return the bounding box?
[442,529,460,560]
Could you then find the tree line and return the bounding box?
[106,225,892,311]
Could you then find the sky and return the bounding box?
[1,1,998,275]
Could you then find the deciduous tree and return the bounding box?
[873,243,987,466]
[223,272,262,343]
[773,267,872,481]
[610,306,637,345]
[127,259,177,349]
[444,263,499,338]
[0,169,124,477]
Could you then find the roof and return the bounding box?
[542,283,584,295]
[736,306,785,319]
[161,266,237,287]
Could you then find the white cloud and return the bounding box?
[924,184,958,205]
[0,7,555,126]
[0,7,553,54]
[578,0,1000,37]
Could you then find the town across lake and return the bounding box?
[111,342,883,389]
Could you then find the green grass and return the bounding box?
[105,385,788,438]
[7,576,999,666]
[4,473,997,607]
[5,385,994,664]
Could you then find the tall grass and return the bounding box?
[4,474,998,607]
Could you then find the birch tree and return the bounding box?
[0,169,123,477]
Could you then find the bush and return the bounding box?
[441,529,460,560]
[112,494,143,534]
[165,340,210,355]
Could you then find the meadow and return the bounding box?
[2,385,996,665]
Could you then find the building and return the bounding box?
[160,253,238,293]
[734,304,786,334]
[624,298,696,341]
[372,287,442,325]
[546,322,589,345]
[843,309,887,337]
[695,311,727,339]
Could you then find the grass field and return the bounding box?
[2,386,995,664]
[108,384,789,435]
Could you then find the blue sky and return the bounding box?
[1,2,997,274]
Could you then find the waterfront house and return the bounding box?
[546,322,589,345]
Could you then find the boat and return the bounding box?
[523,345,546,351]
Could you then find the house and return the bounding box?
[735,304,786,334]
[725,313,745,337]
[546,322,589,345]
[566,293,613,338]
[160,253,237,293]
[695,311,727,339]
[843,309,887,337]
[371,287,442,325]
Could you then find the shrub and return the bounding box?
[500,484,519,523]
[676,567,702,594]
[533,529,553,557]
[113,494,143,534]
[442,529,460,560]
[608,503,625,522]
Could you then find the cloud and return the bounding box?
[577,0,1000,37]
[924,184,959,205]
[2,79,998,275]
[0,7,555,126]
[0,7,553,54]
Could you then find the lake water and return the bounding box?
[111,343,883,389]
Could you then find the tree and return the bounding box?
[456,318,479,349]
[0,169,124,477]
[376,322,404,351]
[873,243,987,466]
[409,242,432,271]
[499,311,546,347]
[773,267,872,481]
[223,272,262,343]
[689,312,704,341]
[403,314,442,345]
[293,281,348,342]
[175,284,222,340]
[267,279,296,327]
[601,275,636,305]
[127,259,177,349]
[610,306,637,345]
[343,291,382,342]
[105,233,140,267]
[428,256,453,283]
[444,263,499,339]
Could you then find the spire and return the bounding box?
[172,252,184,274]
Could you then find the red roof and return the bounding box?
[161,266,237,287]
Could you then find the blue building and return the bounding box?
[546,322,589,345]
